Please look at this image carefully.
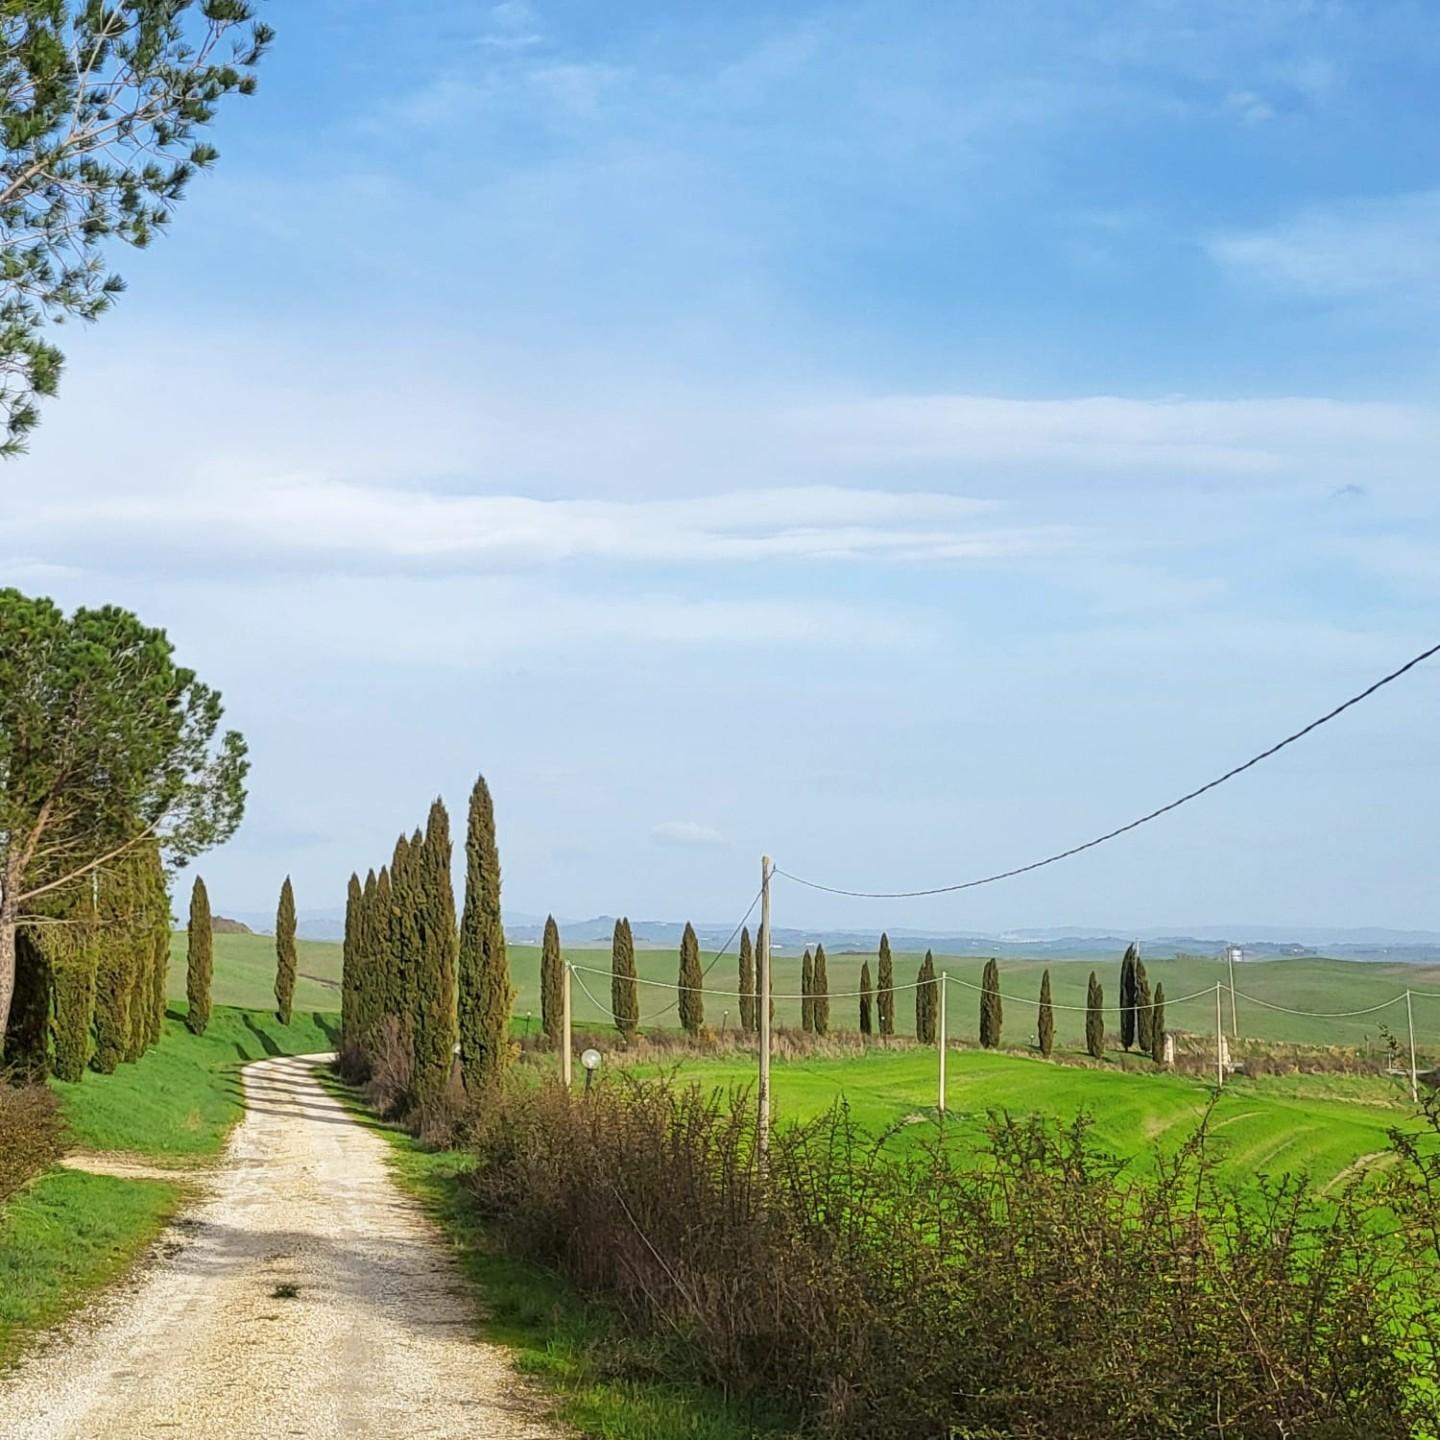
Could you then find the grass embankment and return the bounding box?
[0,1002,340,1368]
[167,930,342,1013]
[322,1074,789,1440]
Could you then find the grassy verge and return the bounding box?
[321,1074,791,1440]
[0,1170,181,1367]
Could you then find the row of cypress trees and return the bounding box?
[339,776,512,1107]
[5,840,172,1082]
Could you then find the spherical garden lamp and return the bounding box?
[581,1047,602,1094]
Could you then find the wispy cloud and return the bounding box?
[652,820,730,848]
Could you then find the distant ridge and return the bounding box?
[211,915,253,935]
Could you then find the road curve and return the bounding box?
[0,1053,559,1439]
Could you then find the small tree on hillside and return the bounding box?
[812,943,830,1035]
[979,958,1003,1049]
[1151,983,1167,1063]
[1085,971,1104,1060]
[738,926,756,1033]
[274,875,296,1025]
[1135,957,1153,1058]
[1119,943,1138,1050]
[678,922,704,1036]
[541,915,564,1046]
[611,917,638,1038]
[1037,969,1055,1057]
[916,951,938,1044]
[186,876,213,1036]
[859,960,873,1036]
[877,932,895,1036]
[800,949,814,1032]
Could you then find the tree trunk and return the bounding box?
[0,898,17,1052]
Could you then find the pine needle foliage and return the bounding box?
[274,875,296,1025]
[413,799,459,1108]
[1086,971,1105,1059]
[611,917,638,1038]
[812,943,830,1035]
[801,949,814,1033]
[541,915,564,1046]
[458,775,512,1094]
[979,957,1003,1049]
[859,960,873,1036]
[1037,969,1055,1058]
[678,922,705,1036]
[877,932,895,1036]
[738,926,756,1033]
[185,876,213,1036]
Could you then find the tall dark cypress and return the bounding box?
[1151,983,1167,1063]
[1086,971,1105,1059]
[1119,943,1138,1050]
[458,775,513,1093]
[274,875,297,1025]
[384,833,411,1027]
[1135,957,1153,1058]
[186,876,213,1036]
[859,960,873,1036]
[979,957,1003,1049]
[373,865,392,1039]
[92,857,137,1073]
[541,915,564,1046]
[413,800,459,1107]
[341,871,362,1047]
[737,926,756,1033]
[812,943,829,1036]
[5,928,51,1079]
[678,921,705,1036]
[611,917,638,1038]
[353,868,380,1053]
[877,932,895,1037]
[915,950,937,1044]
[142,842,169,1052]
[801,948,814,1032]
[1037,969,1055,1057]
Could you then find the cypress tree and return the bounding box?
[801,948,814,1032]
[353,868,380,1054]
[915,951,938,1044]
[372,865,392,1039]
[144,844,168,1049]
[877,932,895,1037]
[124,844,165,1062]
[383,833,410,1026]
[737,926,756,1033]
[1037,968,1054,1057]
[859,960,873,1036]
[274,875,297,1025]
[1119,943,1138,1050]
[1151,983,1167,1062]
[678,922,705,1036]
[611,917,638,1038]
[1135,957,1153,1058]
[341,871,362,1047]
[812,943,829,1036]
[1085,971,1105,1059]
[458,775,513,1094]
[92,858,136,1074]
[413,799,459,1108]
[186,876,213,1036]
[755,920,774,1025]
[541,915,564,1046]
[979,957,1003,1049]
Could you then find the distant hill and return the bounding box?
[211,916,253,935]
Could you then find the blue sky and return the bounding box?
[6,0,1440,934]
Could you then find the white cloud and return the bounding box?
[652,820,730,848]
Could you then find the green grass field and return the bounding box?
[166,930,342,1013]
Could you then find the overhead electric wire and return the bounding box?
[775,638,1440,900]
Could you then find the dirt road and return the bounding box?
[0,1054,559,1439]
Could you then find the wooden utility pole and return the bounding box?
[561,962,573,1088]
[1214,982,1224,1089]
[937,971,948,1114]
[1406,989,1419,1106]
[758,856,772,1161]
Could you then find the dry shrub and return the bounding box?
[0,1081,65,1201]
[363,1015,414,1119]
[463,1074,1440,1440]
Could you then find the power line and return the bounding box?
[776,638,1440,900]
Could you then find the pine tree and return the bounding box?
[1119,943,1138,1050]
[979,957,1003,1049]
[877,932,895,1037]
[737,926,756,1033]
[1150,983,1167,1063]
[458,775,513,1094]
[801,949,814,1032]
[541,915,563,1046]
[915,951,938,1044]
[677,922,705,1036]
[341,872,362,1047]
[1135,957,1152,1058]
[413,800,459,1108]
[812,943,829,1035]
[274,875,297,1025]
[859,960,873,1036]
[611,917,638,1038]
[186,876,213,1036]
[1037,969,1055,1057]
[1086,971,1105,1059]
